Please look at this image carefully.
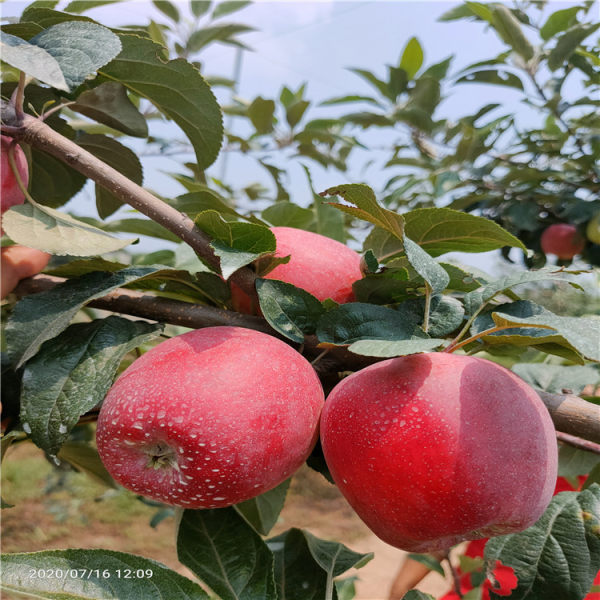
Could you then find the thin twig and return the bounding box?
[444,552,463,598]
[556,431,600,455]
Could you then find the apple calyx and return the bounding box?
[144,441,179,471]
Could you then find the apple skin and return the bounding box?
[1,135,29,213]
[96,326,324,508]
[320,352,558,552]
[587,213,600,245]
[232,226,362,312]
[540,223,585,259]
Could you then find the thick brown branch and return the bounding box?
[13,274,600,444]
[0,110,257,296]
[542,392,600,445]
[13,274,273,335]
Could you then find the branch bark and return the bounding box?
[0,108,257,296]
[13,274,600,444]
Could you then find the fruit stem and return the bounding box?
[422,282,432,334]
[6,143,35,204]
[444,551,463,598]
[311,348,330,366]
[12,72,26,122]
[443,325,522,353]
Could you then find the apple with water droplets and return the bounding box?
[231,226,362,313]
[1,135,28,214]
[320,352,558,552]
[96,326,324,508]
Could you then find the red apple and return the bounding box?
[96,326,324,508]
[540,223,585,259]
[320,352,558,552]
[0,246,50,299]
[232,226,362,313]
[1,135,28,213]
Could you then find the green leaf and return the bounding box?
[64,1,121,13]
[348,338,444,358]
[262,202,315,230]
[247,96,275,134]
[286,100,310,129]
[20,6,94,29]
[153,0,180,22]
[320,94,381,107]
[77,134,144,218]
[177,507,277,600]
[489,4,534,60]
[0,31,68,90]
[399,36,423,79]
[30,21,122,91]
[456,69,524,90]
[463,267,585,315]
[268,528,372,600]
[316,302,434,346]
[464,1,494,23]
[6,266,168,368]
[438,4,479,21]
[406,554,445,577]
[100,33,223,169]
[349,67,392,100]
[471,301,597,363]
[21,316,162,455]
[256,279,325,343]
[2,202,136,256]
[0,549,210,599]
[401,592,435,600]
[186,23,254,52]
[212,1,252,20]
[403,237,449,295]
[490,305,600,362]
[540,6,581,40]
[71,81,148,138]
[321,183,404,240]
[403,295,465,337]
[404,207,526,257]
[548,23,600,70]
[30,148,87,208]
[303,166,346,243]
[57,441,116,487]
[484,486,600,599]
[171,189,241,219]
[512,364,599,395]
[194,210,276,279]
[96,217,182,243]
[191,0,212,18]
[302,529,373,576]
[558,445,600,480]
[235,478,291,536]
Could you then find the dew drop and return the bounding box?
[23,423,32,434]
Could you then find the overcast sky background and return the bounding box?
[2,0,597,273]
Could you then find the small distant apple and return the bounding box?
[231,226,362,313]
[320,352,558,553]
[1,135,28,214]
[540,223,585,259]
[96,326,324,508]
[586,213,600,245]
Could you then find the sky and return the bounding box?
[1,0,597,272]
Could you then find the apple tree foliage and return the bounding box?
[0,1,599,599]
